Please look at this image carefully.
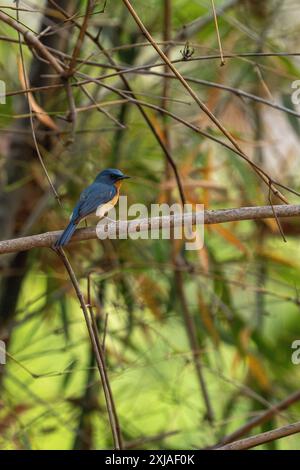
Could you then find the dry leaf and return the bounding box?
[247,353,270,391]
[198,293,219,346]
[213,224,248,255]
[18,59,59,131]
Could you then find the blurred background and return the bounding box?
[1,0,300,450]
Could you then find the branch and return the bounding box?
[0,204,299,255]
[74,71,300,201]
[53,0,186,204]
[121,0,288,204]
[175,269,214,422]
[0,10,64,75]
[174,0,238,43]
[217,420,300,450]
[64,0,95,77]
[56,248,123,449]
[143,71,300,119]
[215,389,300,447]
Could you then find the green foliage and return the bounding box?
[1,0,300,451]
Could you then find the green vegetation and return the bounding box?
[0,0,300,450]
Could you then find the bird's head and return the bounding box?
[94,168,130,185]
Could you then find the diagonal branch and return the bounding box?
[64,0,95,77]
[56,248,123,450]
[217,420,300,450]
[0,10,64,75]
[215,389,300,447]
[121,0,288,204]
[48,0,186,204]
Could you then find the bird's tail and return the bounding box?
[55,220,77,248]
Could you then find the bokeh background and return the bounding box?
[1,0,300,450]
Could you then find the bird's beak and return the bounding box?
[120,175,130,180]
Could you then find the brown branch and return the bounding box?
[76,73,291,199]
[217,420,300,450]
[0,10,64,75]
[5,55,300,119]
[215,389,300,447]
[45,1,187,204]
[211,0,225,66]
[16,5,61,204]
[121,0,288,204]
[175,270,214,422]
[64,0,95,77]
[0,204,300,255]
[142,71,300,119]
[55,248,123,450]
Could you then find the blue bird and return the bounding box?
[55,168,130,248]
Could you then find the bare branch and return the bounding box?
[0,10,64,75]
[0,204,299,255]
[121,0,288,204]
[217,420,300,450]
[64,0,95,77]
[55,248,123,450]
[215,389,300,447]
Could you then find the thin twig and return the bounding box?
[15,2,61,204]
[0,10,64,74]
[46,1,187,205]
[215,389,300,447]
[64,79,77,143]
[217,420,300,450]
[121,0,288,204]
[175,270,214,422]
[55,247,123,450]
[211,0,225,66]
[141,71,300,119]
[64,0,95,77]
[75,72,298,201]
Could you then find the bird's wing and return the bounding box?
[72,183,117,222]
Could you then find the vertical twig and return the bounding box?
[15,1,61,205]
[65,79,77,143]
[64,0,95,77]
[55,248,123,450]
[162,0,172,203]
[175,271,214,422]
[211,0,225,66]
[161,0,214,424]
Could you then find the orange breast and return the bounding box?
[96,182,122,218]
[110,180,122,206]
[109,191,120,207]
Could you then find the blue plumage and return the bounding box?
[55,168,129,248]
[55,220,77,247]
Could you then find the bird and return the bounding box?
[55,168,130,248]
